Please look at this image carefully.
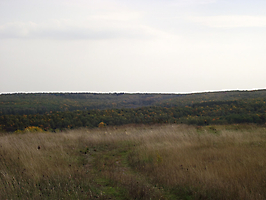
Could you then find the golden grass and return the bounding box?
[129,124,266,199]
[0,124,266,199]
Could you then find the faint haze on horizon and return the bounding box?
[1,88,266,95]
[1,0,266,93]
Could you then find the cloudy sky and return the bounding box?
[1,0,266,93]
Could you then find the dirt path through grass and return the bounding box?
[85,142,171,200]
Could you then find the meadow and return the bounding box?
[0,124,266,199]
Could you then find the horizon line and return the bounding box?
[1,88,266,95]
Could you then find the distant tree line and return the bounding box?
[0,93,176,116]
[1,97,266,132]
[2,90,266,116]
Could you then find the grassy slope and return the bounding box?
[1,124,266,199]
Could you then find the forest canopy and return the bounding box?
[1,90,266,132]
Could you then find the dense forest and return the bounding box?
[0,93,176,115]
[1,90,266,132]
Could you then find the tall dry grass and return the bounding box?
[0,124,266,199]
[0,129,108,199]
[128,124,266,199]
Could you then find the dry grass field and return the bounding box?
[0,124,266,199]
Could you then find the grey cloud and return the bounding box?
[0,21,151,40]
[163,0,216,7]
[36,28,147,40]
[186,15,266,28]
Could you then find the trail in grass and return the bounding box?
[83,142,171,200]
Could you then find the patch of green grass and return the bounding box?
[92,177,128,199]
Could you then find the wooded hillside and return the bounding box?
[1,90,266,132]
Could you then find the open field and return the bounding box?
[1,124,266,199]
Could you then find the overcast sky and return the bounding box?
[1,0,266,93]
